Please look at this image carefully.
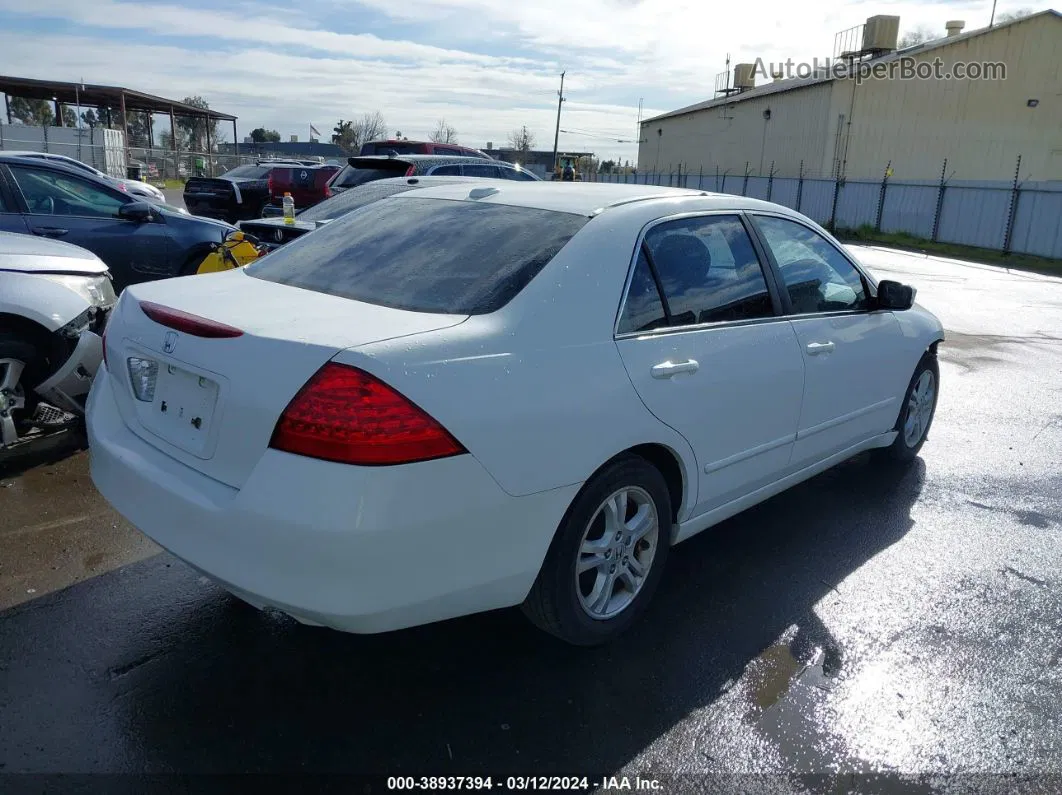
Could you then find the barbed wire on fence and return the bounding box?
[588,156,1061,260]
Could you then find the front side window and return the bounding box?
[753,215,869,314]
[641,214,775,327]
[10,166,125,218]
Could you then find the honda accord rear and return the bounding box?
[87,189,595,634]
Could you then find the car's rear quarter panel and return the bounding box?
[333,203,701,519]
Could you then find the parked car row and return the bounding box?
[183,151,539,224]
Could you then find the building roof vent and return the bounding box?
[862,15,900,52]
[733,63,756,91]
[770,70,785,82]
[945,20,966,37]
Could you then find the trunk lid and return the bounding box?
[105,269,467,488]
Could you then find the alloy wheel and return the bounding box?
[903,369,936,448]
[0,357,28,447]
[575,486,659,620]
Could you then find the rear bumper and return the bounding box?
[87,371,577,633]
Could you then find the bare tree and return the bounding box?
[996,8,1033,23]
[430,119,459,144]
[353,111,388,146]
[508,125,536,156]
[898,25,935,47]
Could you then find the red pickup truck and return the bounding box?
[263,163,341,215]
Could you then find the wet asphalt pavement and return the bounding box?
[1,246,1061,790]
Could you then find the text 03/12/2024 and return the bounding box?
[386,776,663,791]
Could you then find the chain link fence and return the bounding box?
[0,123,260,182]
[589,159,1062,260]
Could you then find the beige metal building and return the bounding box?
[638,10,1062,181]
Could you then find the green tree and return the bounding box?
[60,105,77,127]
[175,96,220,152]
[81,109,99,128]
[9,97,54,126]
[250,127,281,143]
[331,112,387,152]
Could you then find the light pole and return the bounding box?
[551,71,566,174]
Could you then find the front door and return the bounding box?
[5,163,172,290]
[750,214,909,468]
[615,213,805,518]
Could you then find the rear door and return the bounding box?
[614,213,805,517]
[6,163,174,289]
[749,213,909,467]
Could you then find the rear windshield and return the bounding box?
[360,142,425,155]
[246,197,589,314]
[222,165,272,179]
[332,163,410,189]
[299,180,424,221]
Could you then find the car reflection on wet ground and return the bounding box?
[1,246,1061,787]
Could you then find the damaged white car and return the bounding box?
[0,231,115,448]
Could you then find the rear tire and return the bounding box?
[874,351,939,465]
[522,455,671,646]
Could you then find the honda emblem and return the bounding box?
[163,331,178,354]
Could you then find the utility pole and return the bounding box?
[551,71,566,174]
[990,0,998,26]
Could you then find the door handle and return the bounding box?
[806,341,835,355]
[32,227,69,238]
[651,359,699,379]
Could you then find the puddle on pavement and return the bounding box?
[736,625,843,725]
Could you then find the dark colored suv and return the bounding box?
[329,155,538,194]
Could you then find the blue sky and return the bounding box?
[0,0,1026,163]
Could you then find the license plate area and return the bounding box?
[134,357,221,459]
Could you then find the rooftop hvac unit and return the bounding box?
[862,15,900,52]
[733,63,756,91]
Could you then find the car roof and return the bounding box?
[388,181,793,217]
[0,153,111,179]
[349,154,497,165]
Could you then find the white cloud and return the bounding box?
[0,0,1023,162]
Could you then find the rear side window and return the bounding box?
[645,215,774,325]
[223,165,272,179]
[246,198,589,314]
[618,214,775,331]
[333,165,409,188]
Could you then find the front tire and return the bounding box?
[875,351,939,465]
[0,332,44,448]
[522,455,671,646]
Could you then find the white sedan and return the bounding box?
[1,151,168,205]
[87,183,943,645]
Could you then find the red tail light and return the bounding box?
[404,165,415,177]
[138,301,243,338]
[270,363,466,466]
[323,182,332,198]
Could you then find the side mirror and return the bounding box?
[118,201,156,223]
[876,279,916,311]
